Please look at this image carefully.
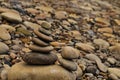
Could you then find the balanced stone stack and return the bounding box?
[58,46,80,71]
[8,22,76,80]
[22,22,58,65]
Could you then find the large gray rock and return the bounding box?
[8,62,76,80]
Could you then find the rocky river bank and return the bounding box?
[0,0,120,80]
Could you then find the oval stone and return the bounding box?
[22,52,58,65]
[61,46,80,59]
[0,42,9,54]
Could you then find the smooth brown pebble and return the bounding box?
[58,58,77,71]
[61,46,80,59]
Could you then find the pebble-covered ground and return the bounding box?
[0,0,120,80]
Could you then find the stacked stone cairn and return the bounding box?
[8,22,77,80]
[22,22,58,65]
